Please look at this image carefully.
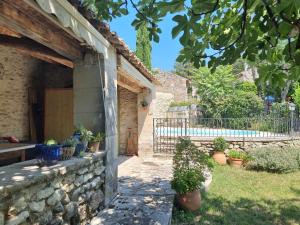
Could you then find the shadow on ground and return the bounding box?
[172,192,300,225]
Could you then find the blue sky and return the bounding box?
[110,11,181,72]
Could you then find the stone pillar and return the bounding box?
[138,87,156,158]
[73,52,105,133]
[73,49,118,205]
[103,46,118,205]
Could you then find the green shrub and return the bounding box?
[171,169,204,195]
[171,138,211,194]
[228,150,249,160]
[246,147,300,173]
[213,137,228,152]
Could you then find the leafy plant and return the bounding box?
[62,138,78,147]
[140,99,148,107]
[246,147,300,173]
[75,125,93,142]
[170,101,193,107]
[90,132,105,142]
[213,137,228,152]
[171,169,204,195]
[171,138,211,194]
[228,150,249,161]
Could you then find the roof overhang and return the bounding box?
[34,0,110,58]
[117,55,155,91]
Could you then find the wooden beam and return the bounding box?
[0,36,74,68]
[0,0,83,61]
[117,72,143,93]
[0,25,21,38]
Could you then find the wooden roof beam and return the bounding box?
[0,36,74,68]
[0,0,83,61]
[0,25,21,38]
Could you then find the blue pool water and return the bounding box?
[156,127,260,137]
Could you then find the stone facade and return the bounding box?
[153,92,174,118]
[0,153,106,225]
[118,86,138,155]
[155,71,188,102]
[0,46,41,140]
[0,45,73,141]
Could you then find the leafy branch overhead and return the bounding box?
[83,0,300,71]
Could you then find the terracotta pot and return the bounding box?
[212,151,227,165]
[229,157,244,168]
[88,141,100,153]
[177,190,201,211]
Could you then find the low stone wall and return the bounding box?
[193,138,300,154]
[0,152,106,225]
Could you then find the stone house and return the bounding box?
[0,0,158,224]
[153,71,189,118]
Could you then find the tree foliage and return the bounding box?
[192,65,263,118]
[136,22,152,69]
[83,0,300,81]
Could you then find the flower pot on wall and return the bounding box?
[229,157,244,168]
[176,190,201,211]
[88,141,100,153]
[212,151,227,165]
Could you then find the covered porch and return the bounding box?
[0,0,156,224]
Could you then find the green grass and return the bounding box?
[172,165,300,225]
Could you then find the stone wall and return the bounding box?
[153,92,174,118]
[118,86,138,155]
[192,138,300,154]
[0,45,74,141]
[0,153,106,225]
[0,46,41,140]
[155,71,188,102]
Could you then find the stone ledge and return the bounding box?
[0,152,106,198]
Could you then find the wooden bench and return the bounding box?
[0,143,36,162]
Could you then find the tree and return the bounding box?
[136,22,152,70]
[192,65,263,118]
[173,62,195,79]
[83,0,300,81]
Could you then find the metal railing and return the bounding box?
[153,117,299,153]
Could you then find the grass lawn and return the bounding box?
[172,165,300,225]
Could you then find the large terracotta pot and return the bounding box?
[177,190,201,211]
[229,157,243,168]
[212,151,227,165]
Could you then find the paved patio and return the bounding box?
[91,156,175,225]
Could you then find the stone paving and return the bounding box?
[90,156,175,225]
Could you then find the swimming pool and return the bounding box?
[156,127,261,137]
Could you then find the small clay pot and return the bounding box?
[212,151,227,165]
[88,141,100,153]
[176,190,201,211]
[229,157,244,168]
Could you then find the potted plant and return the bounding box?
[171,138,211,211]
[140,99,149,110]
[61,138,78,160]
[73,126,93,155]
[88,132,105,153]
[212,137,228,165]
[37,139,61,165]
[228,150,249,168]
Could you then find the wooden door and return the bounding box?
[44,89,73,142]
